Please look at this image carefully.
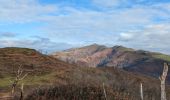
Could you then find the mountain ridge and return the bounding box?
[52,44,170,81]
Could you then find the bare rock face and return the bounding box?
[52,44,170,80]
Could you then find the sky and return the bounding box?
[0,0,170,54]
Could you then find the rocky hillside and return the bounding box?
[52,44,170,81]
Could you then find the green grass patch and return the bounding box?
[152,53,170,62]
[0,72,57,88]
[21,72,57,85]
[0,77,13,88]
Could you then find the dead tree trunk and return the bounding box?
[159,63,169,100]
[102,83,107,100]
[140,82,143,100]
[20,83,24,100]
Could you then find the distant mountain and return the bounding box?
[52,44,170,81]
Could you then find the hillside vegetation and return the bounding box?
[152,52,170,62]
[0,47,170,100]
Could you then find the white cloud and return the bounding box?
[0,37,75,53]
[118,23,170,54]
[0,32,17,37]
[38,3,170,44]
[0,0,170,54]
[91,0,151,8]
[119,32,134,41]
[92,0,121,8]
[0,0,57,23]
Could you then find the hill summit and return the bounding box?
[52,44,170,81]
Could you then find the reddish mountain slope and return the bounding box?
[52,44,170,80]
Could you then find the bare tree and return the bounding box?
[11,65,28,95]
[159,63,169,100]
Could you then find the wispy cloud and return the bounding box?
[0,0,57,23]
[0,32,17,37]
[118,23,170,54]
[0,0,170,54]
[0,36,75,53]
[92,0,122,8]
[39,2,170,44]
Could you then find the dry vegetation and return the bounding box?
[0,47,170,100]
[10,67,170,100]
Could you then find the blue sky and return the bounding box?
[0,0,170,54]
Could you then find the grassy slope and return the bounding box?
[0,47,75,91]
[152,53,170,62]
